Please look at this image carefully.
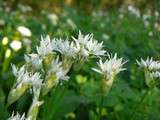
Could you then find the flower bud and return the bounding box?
[101,77,114,96]
[43,54,54,70]
[7,84,30,107]
[41,74,57,96]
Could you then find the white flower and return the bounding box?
[48,56,69,83]
[30,72,43,89]
[72,31,106,57]
[37,35,54,56]
[11,64,26,84]
[24,54,42,69]
[86,39,106,56]
[11,64,42,88]
[72,31,92,46]
[92,54,126,80]
[8,112,31,120]
[10,40,22,51]
[137,57,160,70]
[53,39,78,58]
[17,26,32,37]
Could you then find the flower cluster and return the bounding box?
[8,31,108,119]
[73,31,106,59]
[36,31,106,61]
[137,57,160,86]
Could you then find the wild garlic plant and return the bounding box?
[92,54,126,120]
[130,57,160,120]
[7,31,126,120]
[92,54,126,95]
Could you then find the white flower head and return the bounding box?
[8,112,31,120]
[11,64,42,88]
[92,54,126,80]
[137,57,160,71]
[10,40,22,51]
[48,56,69,84]
[17,26,32,37]
[24,54,42,69]
[86,39,106,56]
[11,64,27,84]
[72,31,106,58]
[54,38,78,58]
[37,35,54,56]
[72,31,92,46]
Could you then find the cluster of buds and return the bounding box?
[137,57,160,87]
[8,31,109,120]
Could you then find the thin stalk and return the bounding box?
[130,85,154,120]
[130,89,149,120]
[97,94,104,120]
[97,77,113,120]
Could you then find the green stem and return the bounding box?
[97,95,104,120]
[97,77,115,120]
[130,89,149,120]
[27,88,42,120]
[130,85,154,120]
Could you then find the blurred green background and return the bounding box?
[0,0,160,120]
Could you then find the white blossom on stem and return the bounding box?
[11,64,42,88]
[92,54,126,80]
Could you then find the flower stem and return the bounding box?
[130,85,154,120]
[97,95,104,120]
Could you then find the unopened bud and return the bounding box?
[7,84,30,106]
[41,74,57,96]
